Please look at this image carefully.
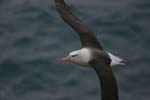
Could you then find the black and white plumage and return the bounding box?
[55,0,127,100]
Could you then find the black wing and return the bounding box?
[90,60,119,100]
[55,0,103,50]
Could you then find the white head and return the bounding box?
[60,48,92,66]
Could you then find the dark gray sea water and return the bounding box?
[0,0,150,100]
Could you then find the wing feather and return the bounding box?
[55,0,103,49]
[90,60,119,100]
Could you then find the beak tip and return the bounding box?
[59,56,70,62]
[59,58,64,62]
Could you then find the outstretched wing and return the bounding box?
[90,60,119,100]
[55,0,103,50]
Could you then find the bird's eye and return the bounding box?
[71,55,77,57]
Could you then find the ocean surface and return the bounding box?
[0,0,150,100]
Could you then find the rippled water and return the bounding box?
[0,0,150,100]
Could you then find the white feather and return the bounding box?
[107,52,124,66]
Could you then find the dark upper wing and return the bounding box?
[90,60,119,100]
[55,0,103,50]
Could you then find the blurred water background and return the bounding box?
[0,0,150,100]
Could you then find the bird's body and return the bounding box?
[55,0,127,100]
[68,48,126,67]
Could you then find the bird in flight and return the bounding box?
[55,0,127,100]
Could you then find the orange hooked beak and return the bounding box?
[60,56,71,62]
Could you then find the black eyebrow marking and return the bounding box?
[71,55,77,57]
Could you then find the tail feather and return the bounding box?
[107,52,128,66]
[120,58,128,65]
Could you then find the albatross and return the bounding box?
[55,0,127,100]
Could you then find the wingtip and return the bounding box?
[55,0,65,5]
[55,0,69,11]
